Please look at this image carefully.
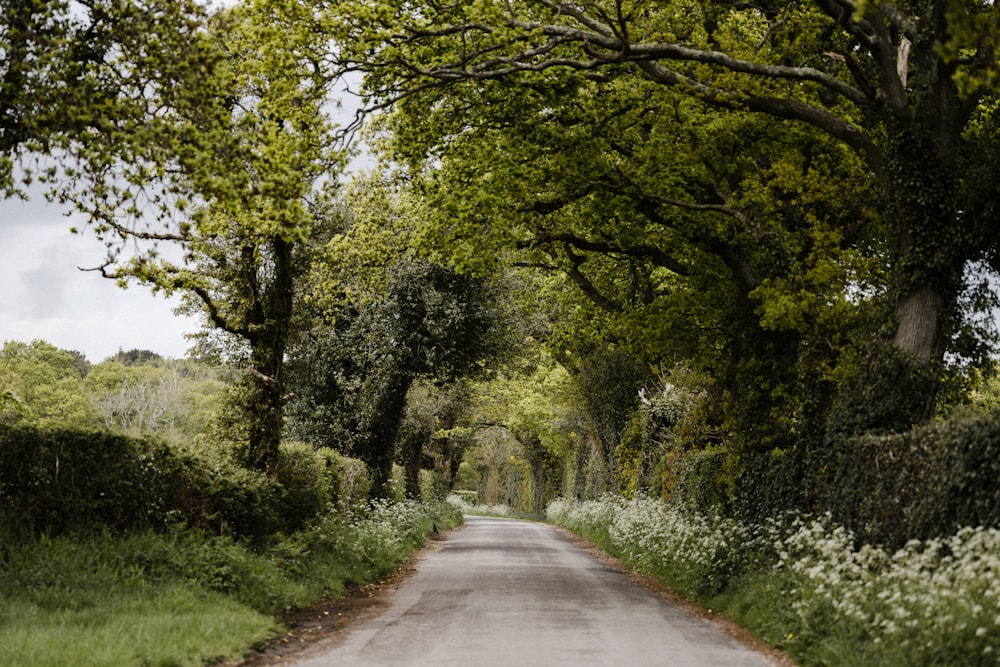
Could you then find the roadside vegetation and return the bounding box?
[0,415,462,666]
[548,496,1000,667]
[0,497,461,666]
[0,343,467,666]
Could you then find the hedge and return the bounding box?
[675,411,1000,548]
[0,425,362,539]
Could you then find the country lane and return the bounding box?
[292,515,778,667]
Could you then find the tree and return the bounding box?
[0,340,98,428]
[454,342,584,510]
[1,0,219,197]
[288,177,518,497]
[291,257,514,497]
[336,0,1000,433]
[83,358,225,440]
[398,380,475,496]
[58,0,344,470]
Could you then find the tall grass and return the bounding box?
[547,496,1000,666]
[0,497,462,666]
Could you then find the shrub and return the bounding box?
[802,411,1000,546]
[548,495,746,596]
[149,444,282,538]
[271,443,336,531]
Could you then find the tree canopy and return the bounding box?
[1,0,219,197]
[334,0,1000,438]
[6,0,1000,525]
[35,0,347,470]
[288,178,520,497]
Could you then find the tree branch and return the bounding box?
[563,247,622,313]
[518,231,692,276]
[370,8,886,174]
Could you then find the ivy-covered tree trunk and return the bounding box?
[849,116,970,432]
[359,375,413,499]
[244,347,285,473]
[398,414,430,499]
[243,237,294,472]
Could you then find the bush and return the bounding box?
[271,443,337,531]
[155,449,282,538]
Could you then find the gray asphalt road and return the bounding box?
[295,516,774,666]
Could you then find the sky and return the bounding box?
[0,192,200,362]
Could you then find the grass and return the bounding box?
[0,497,463,666]
[0,585,276,667]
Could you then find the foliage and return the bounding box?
[732,410,1000,547]
[453,344,582,513]
[0,0,216,198]
[397,380,473,498]
[0,423,364,539]
[0,340,99,429]
[769,517,1000,666]
[0,424,187,536]
[334,0,1000,444]
[570,346,649,489]
[291,259,510,497]
[548,495,746,597]
[290,178,519,497]
[84,358,227,440]
[48,0,346,472]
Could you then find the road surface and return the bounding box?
[294,516,776,666]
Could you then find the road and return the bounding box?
[293,516,776,667]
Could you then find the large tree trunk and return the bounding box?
[399,421,428,500]
[245,351,285,472]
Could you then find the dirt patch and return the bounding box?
[550,525,797,667]
[227,530,454,666]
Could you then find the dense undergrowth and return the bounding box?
[547,496,1000,667]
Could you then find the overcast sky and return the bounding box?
[0,192,199,362]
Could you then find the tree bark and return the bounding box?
[893,287,943,364]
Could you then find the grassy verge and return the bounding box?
[0,498,462,667]
[547,496,1000,667]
